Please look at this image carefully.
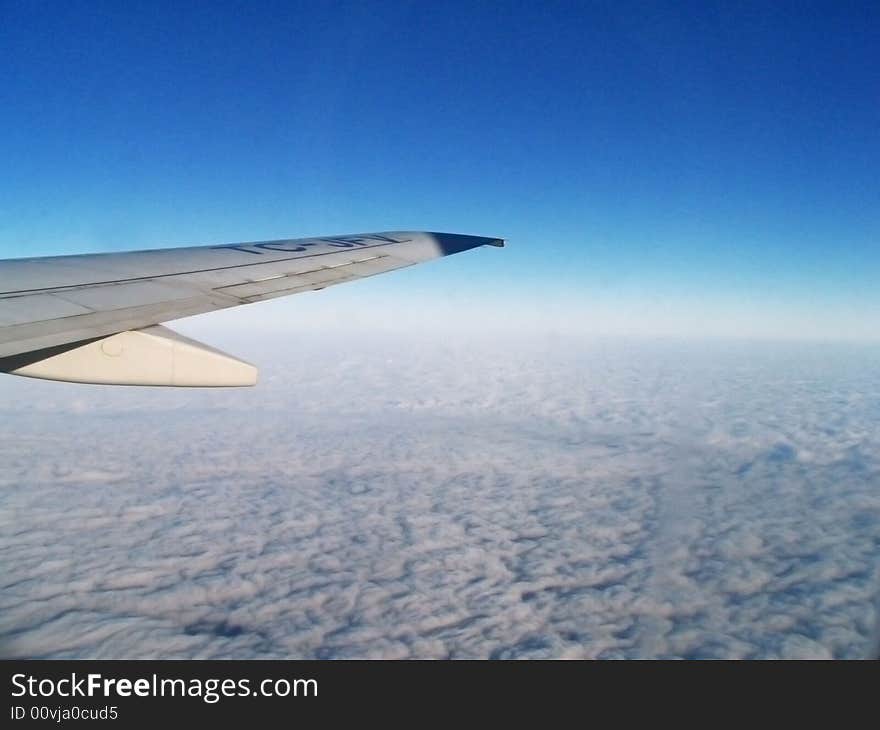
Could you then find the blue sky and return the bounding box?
[1,1,878,340]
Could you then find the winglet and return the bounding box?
[429,233,506,255]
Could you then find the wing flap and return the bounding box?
[52,280,196,312]
[0,295,229,359]
[342,255,412,277]
[0,294,92,326]
[204,252,409,301]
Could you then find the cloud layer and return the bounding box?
[1,334,879,658]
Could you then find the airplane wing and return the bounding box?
[0,231,503,387]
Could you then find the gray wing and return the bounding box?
[0,231,503,386]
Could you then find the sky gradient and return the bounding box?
[1,1,878,340]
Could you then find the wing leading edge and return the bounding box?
[0,231,503,386]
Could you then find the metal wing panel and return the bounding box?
[0,231,503,360]
[0,295,233,359]
[0,236,411,294]
[0,294,93,327]
[52,280,197,311]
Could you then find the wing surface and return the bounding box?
[0,231,503,385]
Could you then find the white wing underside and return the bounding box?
[0,231,502,386]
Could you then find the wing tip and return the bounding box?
[429,232,506,255]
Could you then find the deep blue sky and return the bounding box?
[2,1,878,339]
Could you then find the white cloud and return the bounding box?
[1,334,878,658]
